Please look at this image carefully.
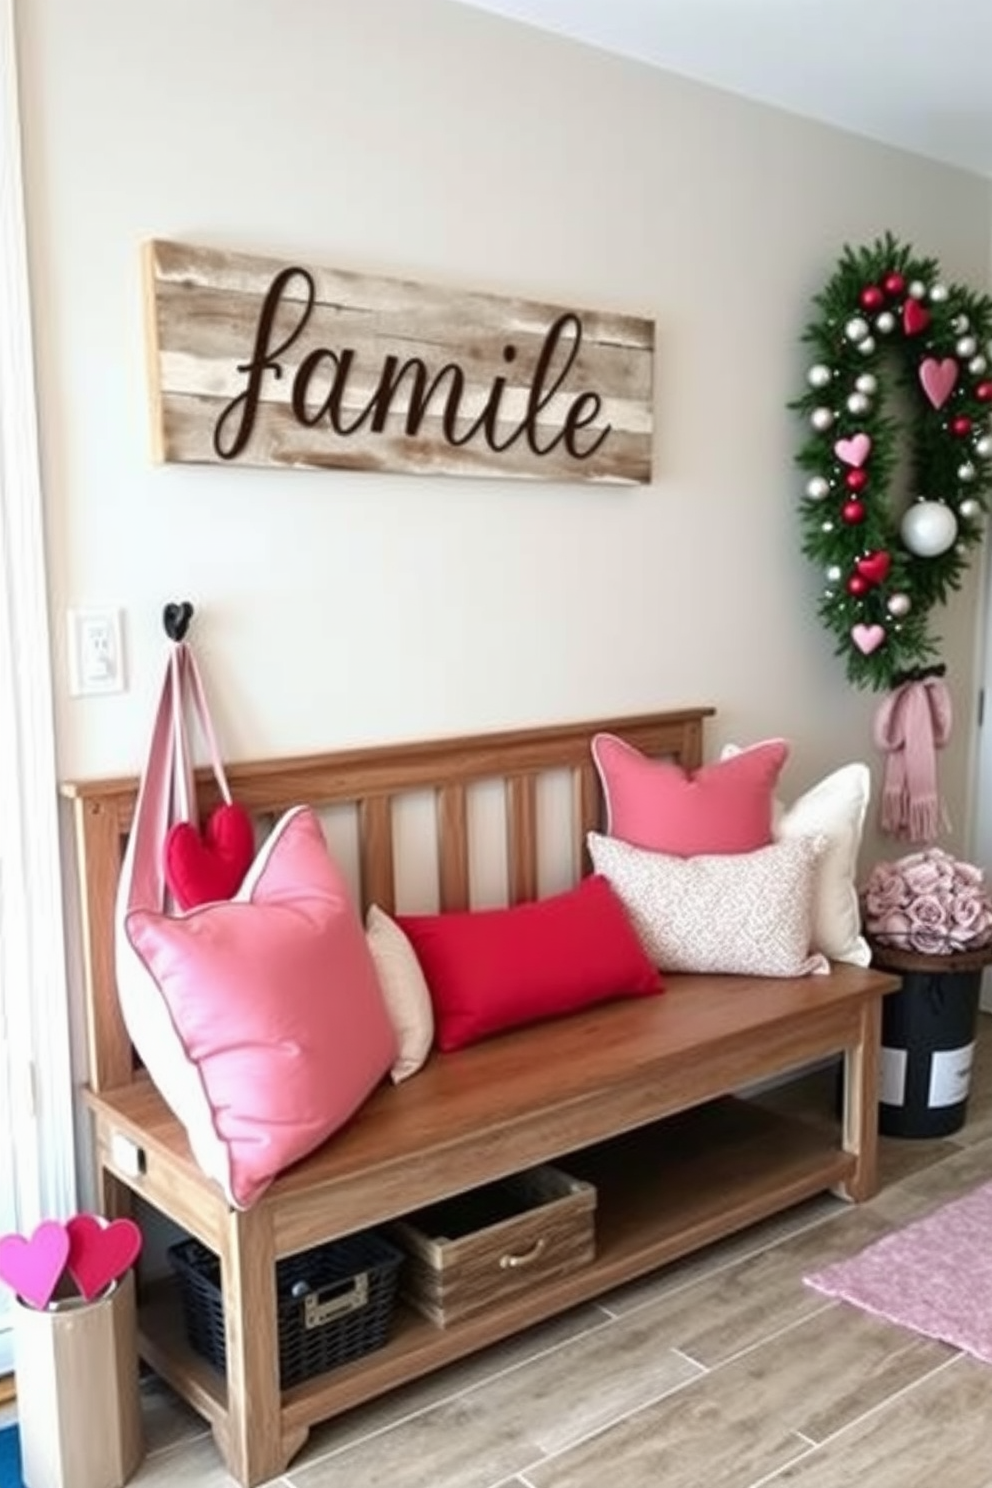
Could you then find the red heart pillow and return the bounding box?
[165,802,255,910]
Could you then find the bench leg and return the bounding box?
[217,1204,302,1488]
[836,996,882,1202]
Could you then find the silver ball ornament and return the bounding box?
[807,364,832,389]
[976,434,992,458]
[952,313,970,333]
[875,311,896,334]
[826,565,842,583]
[958,461,977,482]
[887,593,912,617]
[959,497,981,520]
[855,373,878,395]
[857,336,876,357]
[957,335,978,359]
[846,392,870,415]
[805,475,830,500]
[845,316,870,343]
[908,280,927,300]
[900,500,959,557]
[929,283,949,303]
[810,407,835,432]
[821,520,835,533]
[969,355,988,376]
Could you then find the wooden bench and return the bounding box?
[62,707,898,1487]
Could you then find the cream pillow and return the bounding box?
[365,905,435,1082]
[722,746,871,967]
[587,832,829,978]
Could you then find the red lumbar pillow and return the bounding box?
[396,874,662,1052]
[591,733,789,856]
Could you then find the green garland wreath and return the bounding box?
[792,233,992,692]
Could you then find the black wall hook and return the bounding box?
[162,600,194,643]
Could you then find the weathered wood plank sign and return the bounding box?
[143,240,654,483]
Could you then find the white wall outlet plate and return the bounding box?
[67,607,126,696]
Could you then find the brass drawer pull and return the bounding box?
[498,1238,547,1270]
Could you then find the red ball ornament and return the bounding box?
[845,468,869,492]
[847,574,869,597]
[951,415,973,437]
[860,285,885,312]
[841,499,866,524]
[977,382,992,403]
[883,271,906,297]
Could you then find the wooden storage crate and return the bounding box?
[390,1165,595,1327]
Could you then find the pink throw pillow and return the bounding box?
[592,733,788,856]
[121,807,397,1208]
[397,874,662,1052]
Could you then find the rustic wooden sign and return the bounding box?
[143,240,654,484]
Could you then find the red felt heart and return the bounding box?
[165,802,255,910]
[66,1215,143,1302]
[902,298,931,336]
[0,1221,70,1309]
[855,550,892,586]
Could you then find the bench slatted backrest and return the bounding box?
[62,707,713,1095]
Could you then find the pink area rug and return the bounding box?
[805,1179,992,1364]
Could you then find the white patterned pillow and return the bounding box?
[587,832,830,977]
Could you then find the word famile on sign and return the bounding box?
[143,241,654,484]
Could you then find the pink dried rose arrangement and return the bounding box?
[862,848,992,956]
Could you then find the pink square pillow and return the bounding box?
[591,733,788,856]
[120,807,397,1208]
[396,874,662,1052]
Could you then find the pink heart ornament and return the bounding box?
[851,623,886,656]
[0,1221,70,1309]
[919,357,959,410]
[834,433,872,468]
[66,1214,143,1302]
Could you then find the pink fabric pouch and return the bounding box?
[114,643,396,1209]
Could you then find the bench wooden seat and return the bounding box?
[62,707,898,1487]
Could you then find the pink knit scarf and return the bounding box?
[873,677,953,843]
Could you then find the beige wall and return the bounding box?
[15,0,992,870]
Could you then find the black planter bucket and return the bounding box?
[878,966,982,1138]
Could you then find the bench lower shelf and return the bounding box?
[137,1094,849,1437]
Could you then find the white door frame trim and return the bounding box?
[0,0,76,1226]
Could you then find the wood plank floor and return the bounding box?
[19,1014,992,1488]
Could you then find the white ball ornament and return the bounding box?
[805,475,830,500]
[958,461,977,482]
[826,565,842,583]
[887,593,912,618]
[807,364,832,389]
[908,280,927,299]
[821,520,835,533]
[930,283,949,303]
[952,313,970,333]
[970,355,988,376]
[976,434,992,458]
[847,392,870,415]
[845,316,870,343]
[875,311,896,334]
[900,500,959,557]
[855,373,878,395]
[959,498,981,520]
[957,335,978,359]
[810,407,835,432]
[857,336,876,356]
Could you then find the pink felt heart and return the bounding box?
[903,298,931,336]
[919,356,959,410]
[165,802,255,910]
[834,433,872,468]
[0,1221,70,1309]
[66,1215,142,1302]
[851,623,886,656]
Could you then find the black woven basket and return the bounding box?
[168,1231,404,1389]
